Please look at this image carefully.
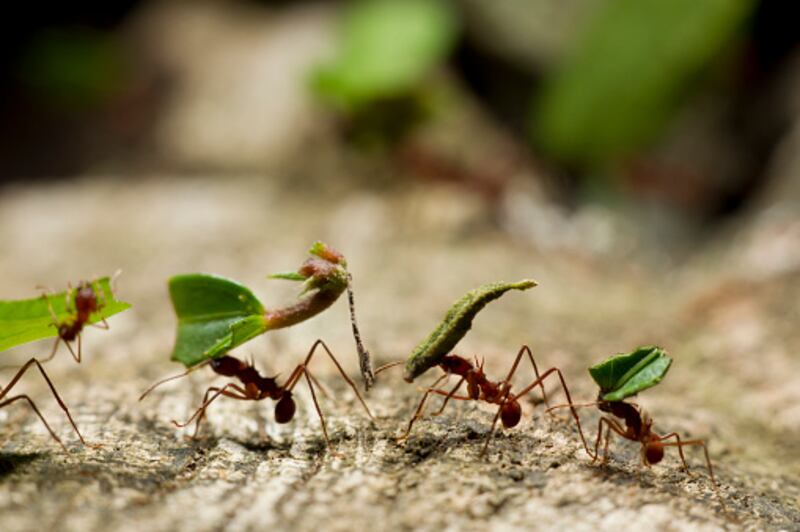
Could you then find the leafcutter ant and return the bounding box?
[41,279,110,364]
[547,397,724,509]
[140,340,374,454]
[0,358,86,452]
[380,345,593,457]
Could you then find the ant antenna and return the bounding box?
[374,360,403,375]
[139,360,211,401]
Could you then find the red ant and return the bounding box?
[42,280,109,364]
[382,345,593,457]
[0,358,86,452]
[547,396,724,509]
[140,340,374,454]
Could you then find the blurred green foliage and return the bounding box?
[312,0,458,147]
[533,0,755,168]
[17,27,124,110]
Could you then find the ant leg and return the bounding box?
[374,360,403,376]
[59,336,80,364]
[658,434,716,483]
[592,416,627,464]
[295,365,343,456]
[1,358,86,445]
[0,395,67,453]
[90,319,110,331]
[658,432,691,474]
[658,435,727,514]
[285,340,373,420]
[513,367,594,459]
[399,373,449,440]
[519,345,550,409]
[431,376,466,416]
[139,360,211,401]
[480,345,534,457]
[173,383,249,438]
[40,337,63,364]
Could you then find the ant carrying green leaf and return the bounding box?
[547,346,726,511]
[374,279,592,455]
[0,276,130,451]
[140,242,374,453]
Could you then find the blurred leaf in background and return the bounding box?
[532,0,755,169]
[312,0,458,147]
[16,27,125,111]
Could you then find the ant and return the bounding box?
[0,358,86,452]
[380,345,593,457]
[41,280,109,364]
[140,340,374,454]
[547,396,724,509]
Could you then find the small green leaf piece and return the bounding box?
[169,274,267,367]
[588,345,672,401]
[0,277,131,352]
[269,272,307,282]
[403,280,537,382]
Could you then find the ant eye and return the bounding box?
[501,401,522,428]
[275,393,296,424]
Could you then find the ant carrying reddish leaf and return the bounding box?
[384,345,594,457]
[140,340,374,454]
[0,358,86,452]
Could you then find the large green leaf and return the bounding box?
[588,345,672,401]
[313,0,457,110]
[0,277,131,352]
[169,274,267,367]
[533,0,754,167]
[403,279,537,382]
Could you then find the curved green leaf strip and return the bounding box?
[403,279,537,382]
[588,345,672,401]
[0,277,130,352]
[169,274,267,367]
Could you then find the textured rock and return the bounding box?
[0,174,798,531]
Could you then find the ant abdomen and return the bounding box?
[275,392,296,424]
[645,441,665,464]
[501,399,522,428]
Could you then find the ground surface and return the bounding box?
[1,174,799,531]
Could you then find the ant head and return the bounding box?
[75,283,99,313]
[275,391,296,424]
[644,440,664,465]
[210,356,242,377]
[501,398,522,428]
[440,355,472,376]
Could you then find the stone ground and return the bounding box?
[0,174,799,531]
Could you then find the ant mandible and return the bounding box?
[140,340,374,454]
[41,280,109,364]
[389,345,594,457]
[548,397,723,505]
[0,358,87,452]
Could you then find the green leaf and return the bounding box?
[0,277,131,352]
[312,0,457,110]
[403,280,537,382]
[533,0,754,167]
[588,345,672,401]
[169,274,267,367]
[268,272,307,282]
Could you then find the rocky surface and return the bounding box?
[1,174,799,531]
